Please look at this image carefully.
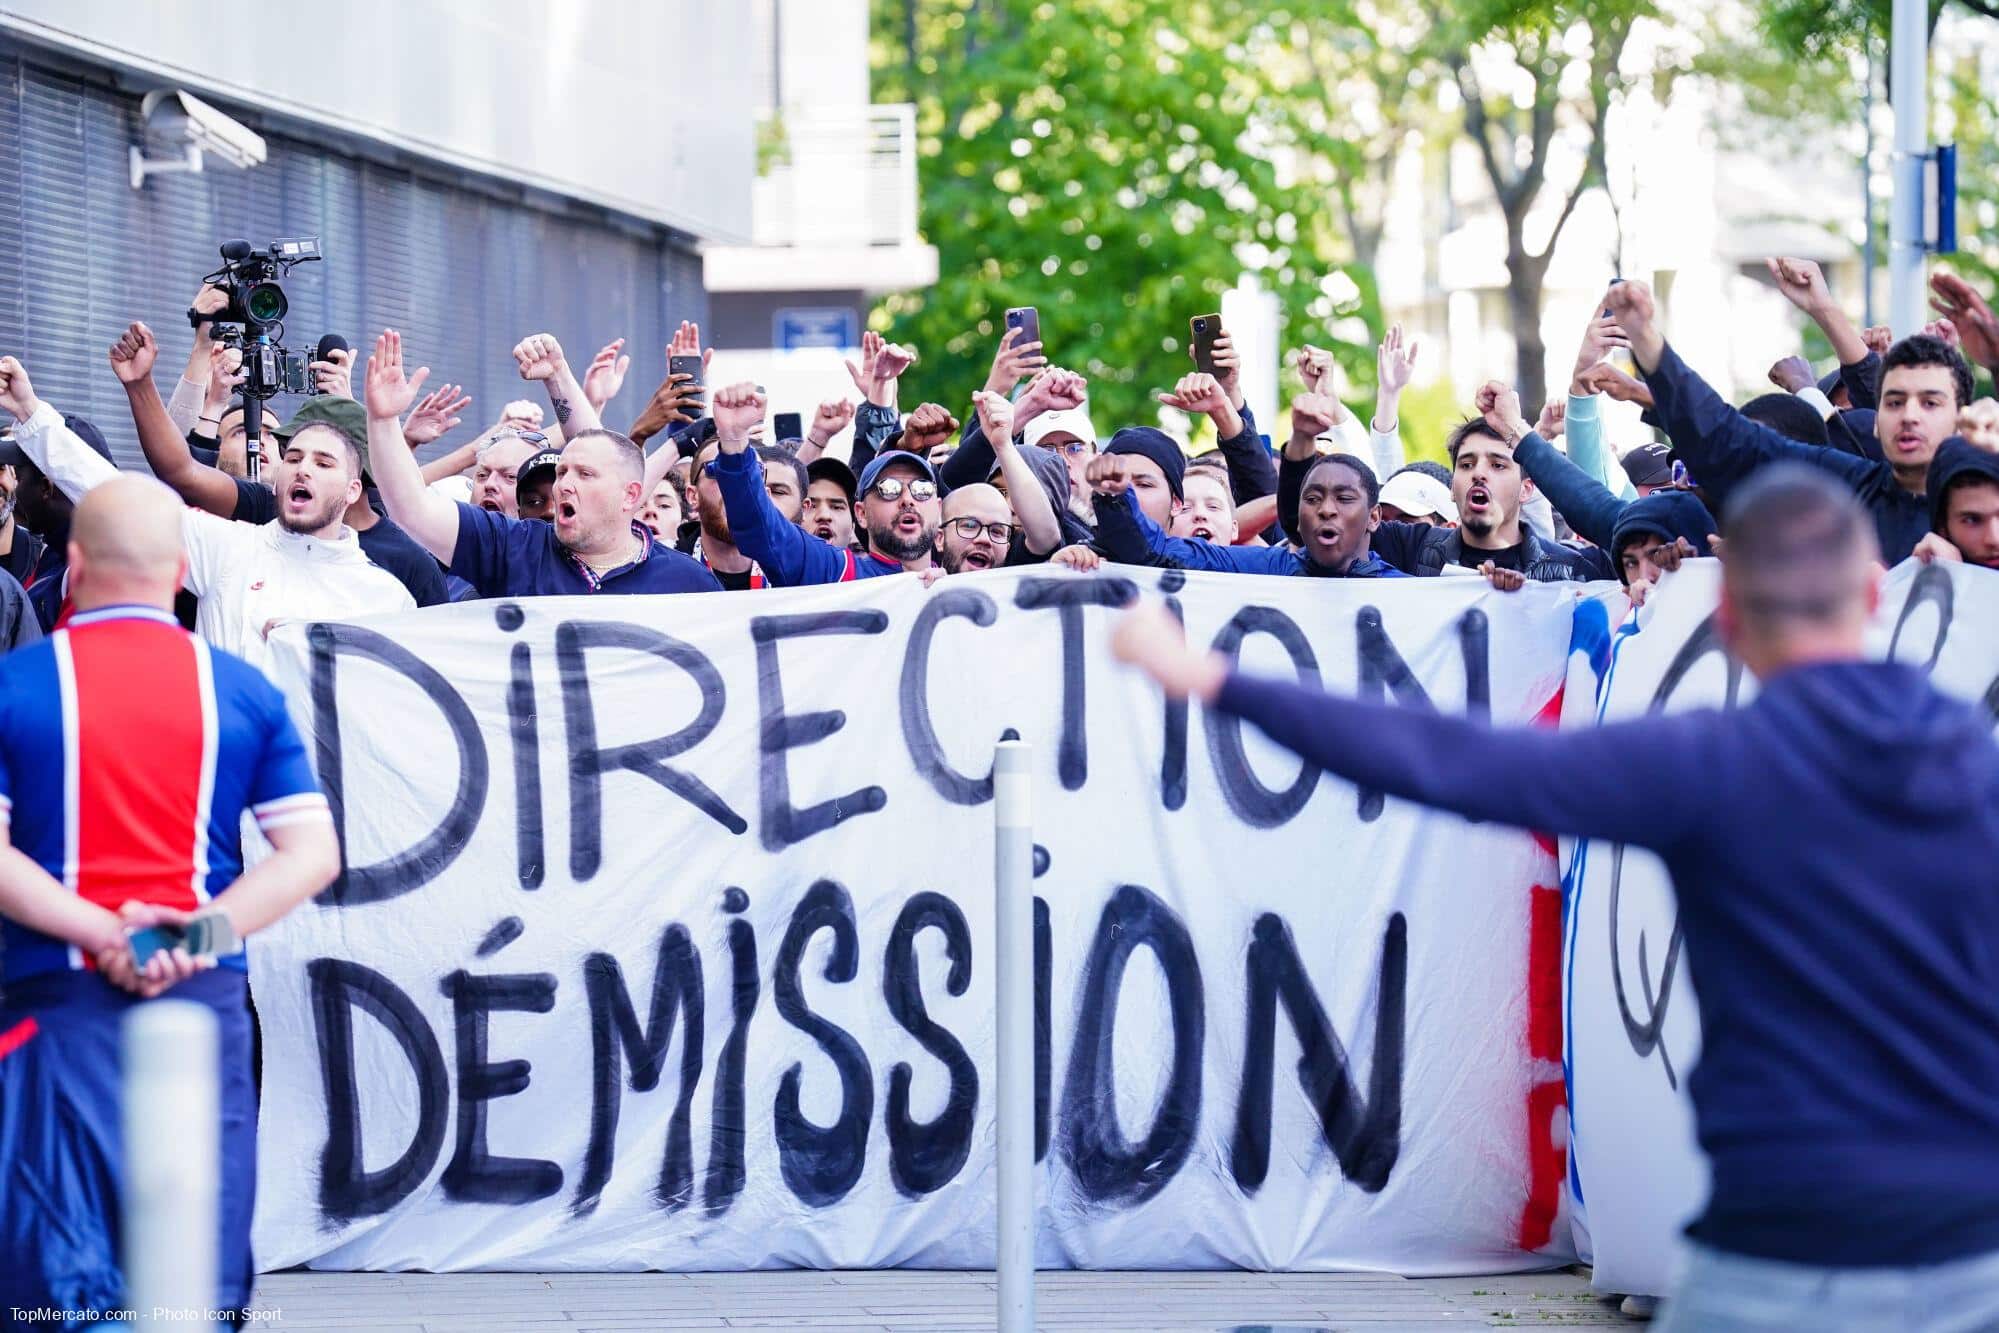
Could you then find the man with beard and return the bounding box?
[1607,274,1971,563]
[0,350,414,668]
[1091,450,1402,578]
[364,332,718,599]
[682,437,811,589]
[804,458,859,550]
[709,382,938,583]
[101,325,446,608]
[937,483,1017,575]
[1281,393,1598,581]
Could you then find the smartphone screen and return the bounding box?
[773,412,803,442]
[128,924,185,967]
[1004,306,1041,354]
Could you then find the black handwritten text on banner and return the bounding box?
[254,570,1579,1273]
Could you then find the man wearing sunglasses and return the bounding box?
[708,382,941,584]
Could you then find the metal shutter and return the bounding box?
[0,42,706,470]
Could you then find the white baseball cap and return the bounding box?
[1023,406,1098,450]
[1378,470,1458,523]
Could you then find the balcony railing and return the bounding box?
[751,103,919,249]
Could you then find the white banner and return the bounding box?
[251,568,1583,1274]
[1560,559,1999,1298]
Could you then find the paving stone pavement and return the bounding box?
[251,1267,1637,1331]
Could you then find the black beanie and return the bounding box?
[1740,393,1830,447]
[1104,427,1186,499]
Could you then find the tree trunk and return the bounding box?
[1506,250,1550,414]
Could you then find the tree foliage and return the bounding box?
[869,0,1369,430]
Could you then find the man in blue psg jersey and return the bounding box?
[0,476,341,1322]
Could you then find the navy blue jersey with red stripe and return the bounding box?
[0,605,325,984]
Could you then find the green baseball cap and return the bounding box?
[274,396,371,481]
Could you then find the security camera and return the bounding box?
[130,89,268,187]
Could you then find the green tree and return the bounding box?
[1434,1,1654,412]
[869,0,1363,431]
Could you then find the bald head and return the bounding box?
[1717,464,1880,674]
[68,475,188,612]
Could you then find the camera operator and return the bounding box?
[114,324,446,608]
[0,347,415,668]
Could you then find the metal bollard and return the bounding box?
[994,739,1035,1333]
[124,999,219,1329]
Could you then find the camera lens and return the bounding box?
[244,282,288,325]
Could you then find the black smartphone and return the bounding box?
[773,411,803,442]
[1004,306,1041,355]
[1190,313,1225,378]
[668,354,705,418]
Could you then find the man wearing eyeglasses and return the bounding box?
[708,382,942,584]
[937,483,1018,574]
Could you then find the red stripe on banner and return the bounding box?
[1529,686,1566,856]
[1519,1076,1567,1251]
[71,621,205,914]
[1526,883,1563,1060]
[0,1016,37,1062]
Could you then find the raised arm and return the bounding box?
[362,330,463,562]
[1110,604,1713,849]
[1087,468,1288,574]
[1606,281,1878,509]
[974,392,1060,554]
[512,333,599,445]
[796,397,856,464]
[1367,324,1421,480]
[104,322,243,518]
[0,358,120,499]
[1275,392,1341,543]
[709,382,850,586]
[1768,256,1872,377]
[400,382,476,482]
[165,284,231,435]
[1159,371,1272,503]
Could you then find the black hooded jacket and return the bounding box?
[1608,490,1718,584]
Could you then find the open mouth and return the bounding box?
[478,498,504,512]
[1189,521,1215,541]
[556,501,579,525]
[962,548,995,570]
[1894,432,1926,454]
[1464,484,1491,512]
[895,513,923,533]
[286,481,314,508]
[811,521,836,540]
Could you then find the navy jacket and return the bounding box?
[1644,341,1931,562]
[1091,487,1402,577]
[1927,438,1999,543]
[710,447,907,585]
[1605,491,1716,582]
[1212,659,1999,1267]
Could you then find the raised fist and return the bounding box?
[905,401,961,452]
[711,381,767,444]
[1085,453,1132,497]
[1475,380,1526,443]
[108,322,159,385]
[512,333,566,381]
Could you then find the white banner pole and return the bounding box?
[994,738,1035,1333]
[125,999,220,1329]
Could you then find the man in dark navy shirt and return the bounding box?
[1114,465,1999,1331]
[362,331,720,598]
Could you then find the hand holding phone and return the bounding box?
[1190,313,1225,379]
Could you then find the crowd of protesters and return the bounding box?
[0,258,1993,661]
[2,252,1999,1325]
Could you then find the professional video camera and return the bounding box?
[188,237,323,479]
